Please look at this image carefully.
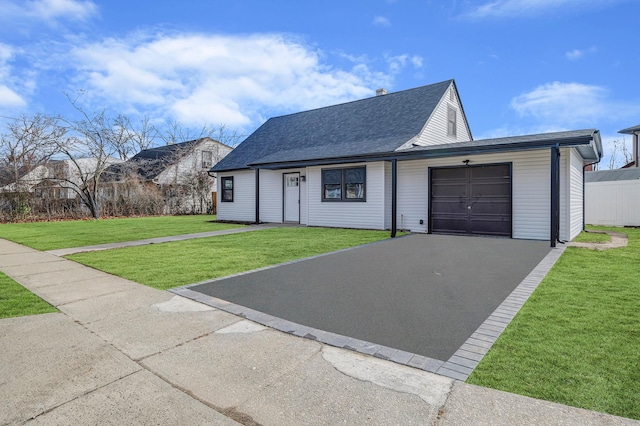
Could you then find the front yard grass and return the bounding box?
[68,227,394,290]
[0,272,57,319]
[468,226,640,420]
[0,215,243,251]
[572,229,611,243]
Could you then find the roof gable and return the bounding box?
[212,80,454,171]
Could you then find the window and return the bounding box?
[447,106,457,137]
[221,176,233,202]
[322,166,366,201]
[202,151,213,169]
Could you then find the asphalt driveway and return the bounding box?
[190,234,551,361]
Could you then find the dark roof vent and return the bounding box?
[376,88,388,96]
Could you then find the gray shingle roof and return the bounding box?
[212,80,455,171]
[405,129,602,161]
[619,124,640,134]
[585,168,640,182]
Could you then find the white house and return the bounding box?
[109,137,233,214]
[211,80,602,247]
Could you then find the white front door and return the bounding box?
[284,172,300,223]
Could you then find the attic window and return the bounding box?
[450,88,454,102]
[447,106,457,137]
[202,151,213,169]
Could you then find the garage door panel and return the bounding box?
[431,200,468,215]
[430,164,512,237]
[470,181,510,197]
[432,216,469,234]
[431,183,468,197]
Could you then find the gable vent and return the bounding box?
[376,88,388,96]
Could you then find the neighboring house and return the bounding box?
[585,168,640,226]
[212,79,602,247]
[619,124,640,168]
[105,137,233,214]
[1,158,121,199]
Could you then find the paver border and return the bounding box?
[172,240,567,381]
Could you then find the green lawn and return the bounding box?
[572,229,611,243]
[0,272,57,319]
[468,226,640,420]
[68,227,394,290]
[0,215,243,251]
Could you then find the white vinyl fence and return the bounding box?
[585,179,640,226]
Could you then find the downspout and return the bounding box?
[391,159,397,238]
[550,144,560,248]
[255,168,260,224]
[582,158,601,231]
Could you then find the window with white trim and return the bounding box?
[322,166,366,201]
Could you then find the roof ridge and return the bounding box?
[265,79,454,121]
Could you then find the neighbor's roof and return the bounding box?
[585,168,640,182]
[129,138,214,180]
[619,124,640,134]
[212,80,457,172]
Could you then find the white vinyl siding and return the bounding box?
[586,179,640,226]
[258,168,303,223]
[307,162,387,229]
[397,149,552,240]
[411,83,472,147]
[216,170,255,222]
[384,162,392,229]
[568,149,585,241]
[300,170,308,225]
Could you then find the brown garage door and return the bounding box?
[430,164,512,237]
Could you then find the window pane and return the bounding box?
[345,183,365,199]
[345,167,365,184]
[322,169,342,184]
[224,179,233,189]
[223,189,233,200]
[324,184,341,199]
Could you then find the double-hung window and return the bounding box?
[221,176,234,202]
[322,166,366,201]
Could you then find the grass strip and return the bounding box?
[0,272,57,319]
[468,226,640,420]
[0,215,242,251]
[68,227,394,290]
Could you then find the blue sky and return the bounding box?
[0,0,638,167]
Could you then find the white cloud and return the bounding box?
[565,46,597,60]
[0,85,26,107]
[372,16,391,27]
[0,43,27,108]
[385,54,424,74]
[463,0,618,19]
[66,33,403,128]
[511,81,608,127]
[0,0,97,24]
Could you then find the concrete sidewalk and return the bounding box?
[1,238,637,425]
[47,223,279,256]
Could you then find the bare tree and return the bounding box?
[0,114,65,220]
[0,114,64,189]
[52,95,129,219]
[111,114,158,160]
[607,137,632,169]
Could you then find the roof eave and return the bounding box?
[246,132,601,170]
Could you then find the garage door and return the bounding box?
[430,164,511,237]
